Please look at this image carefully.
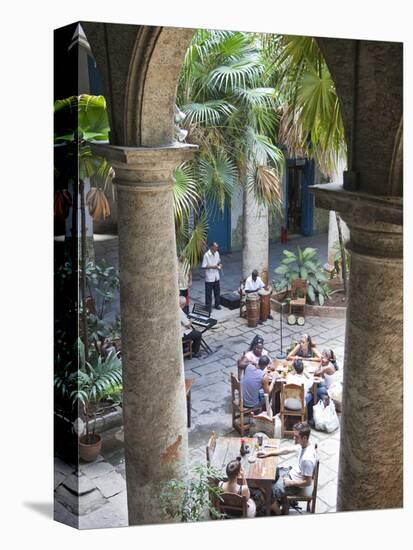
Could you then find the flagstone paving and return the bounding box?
[55,309,345,528]
[55,232,346,526]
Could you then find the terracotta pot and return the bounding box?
[79,433,102,462]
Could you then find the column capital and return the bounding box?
[311,183,403,258]
[92,143,198,190]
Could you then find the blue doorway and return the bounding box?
[285,158,315,237]
[206,200,231,253]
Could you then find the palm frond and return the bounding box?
[172,162,201,227]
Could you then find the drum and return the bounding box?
[246,293,260,327]
[258,286,272,321]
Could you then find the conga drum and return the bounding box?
[246,293,260,327]
[258,286,272,322]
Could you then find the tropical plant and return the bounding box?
[160,463,224,522]
[262,35,347,175]
[54,94,115,363]
[274,247,330,305]
[85,260,120,320]
[175,30,285,268]
[54,340,122,443]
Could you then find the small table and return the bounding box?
[210,436,280,516]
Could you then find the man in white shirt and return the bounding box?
[201,241,222,310]
[244,269,266,293]
[243,270,273,320]
[257,421,316,515]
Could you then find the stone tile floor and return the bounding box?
[55,309,345,528]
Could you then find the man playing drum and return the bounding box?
[244,269,266,293]
[244,270,273,321]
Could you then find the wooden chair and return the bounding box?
[182,339,193,359]
[231,372,263,436]
[289,279,307,317]
[206,431,217,466]
[280,383,306,438]
[185,379,193,428]
[217,492,248,519]
[283,444,320,514]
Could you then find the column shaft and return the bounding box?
[96,144,197,524]
[338,220,403,510]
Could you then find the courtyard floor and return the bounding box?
[55,233,345,528]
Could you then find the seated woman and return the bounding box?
[220,458,256,518]
[314,349,340,400]
[238,335,272,372]
[287,333,321,362]
[241,355,271,409]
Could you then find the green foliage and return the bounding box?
[274,247,330,305]
[85,260,120,320]
[263,35,346,175]
[160,464,224,522]
[54,339,122,440]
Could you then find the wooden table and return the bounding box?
[269,361,321,412]
[210,436,280,516]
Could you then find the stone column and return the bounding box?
[311,184,403,511]
[242,187,269,283]
[94,143,197,525]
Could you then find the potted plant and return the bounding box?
[160,464,224,522]
[55,339,122,462]
[274,246,331,305]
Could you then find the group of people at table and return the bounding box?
[221,333,340,516]
[238,333,340,422]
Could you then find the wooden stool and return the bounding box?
[182,339,193,359]
[185,379,193,428]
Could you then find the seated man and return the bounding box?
[244,269,267,293]
[286,358,314,422]
[241,355,271,409]
[179,296,202,358]
[257,421,316,515]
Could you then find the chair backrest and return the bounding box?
[291,278,307,298]
[206,431,217,465]
[311,443,320,499]
[281,383,305,405]
[218,492,248,518]
[231,371,241,400]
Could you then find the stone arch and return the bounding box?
[127,27,195,146]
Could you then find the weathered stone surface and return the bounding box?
[81,461,115,479]
[63,473,96,496]
[54,457,75,477]
[93,471,126,499]
[55,484,106,516]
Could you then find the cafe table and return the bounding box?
[210,436,280,516]
[268,361,321,412]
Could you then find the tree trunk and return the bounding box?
[335,212,348,295]
[242,185,269,283]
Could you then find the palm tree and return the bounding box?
[176,30,284,276]
[263,35,348,288]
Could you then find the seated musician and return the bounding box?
[238,335,272,372]
[241,355,271,409]
[244,269,267,293]
[287,333,321,362]
[179,296,202,358]
[286,359,314,423]
[219,458,256,518]
[257,421,316,515]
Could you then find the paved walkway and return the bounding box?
[55,232,345,528]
